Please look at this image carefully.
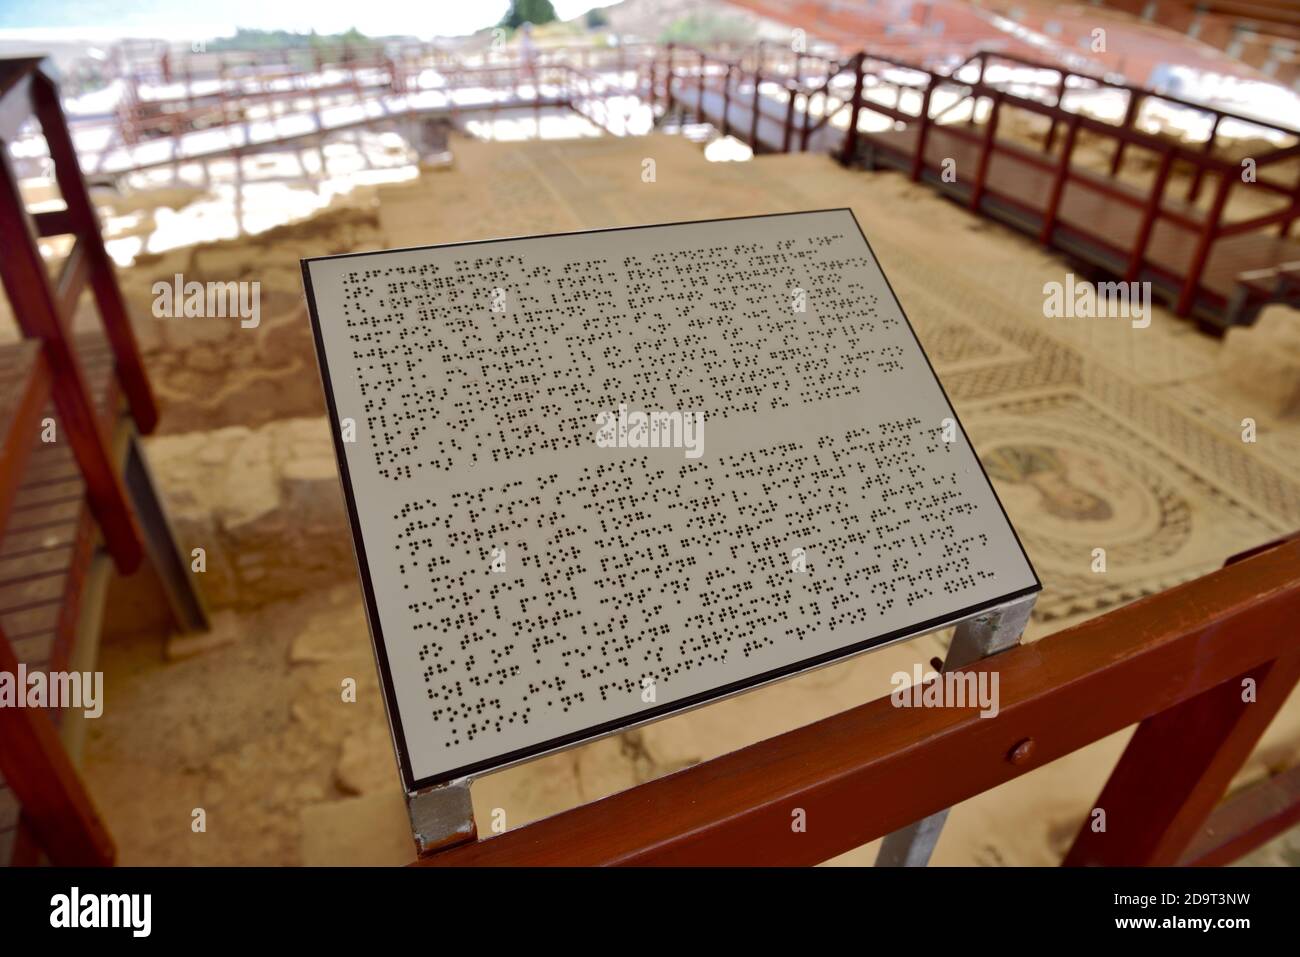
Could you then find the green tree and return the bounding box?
[659,13,755,46]
[500,0,559,29]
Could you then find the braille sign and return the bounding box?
[302,209,1039,791]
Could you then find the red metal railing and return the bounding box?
[649,43,1300,323]
[77,42,663,178]
[40,39,1300,323]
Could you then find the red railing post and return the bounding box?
[782,81,796,153]
[1044,73,1066,152]
[1176,170,1232,316]
[970,89,1002,211]
[1125,146,1174,282]
[837,52,866,165]
[665,43,675,113]
[533,57,542,126]
[1039,112,1080,243]
[1110,90,1142,176]
[721,63,732,136]
[697,50,706,122]
[800,85,814,151]
[968,52,985,127]
[910,75,934,181]
[31,71,158,433]
[1188,113,1222,203]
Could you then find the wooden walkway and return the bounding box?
[662,82,840,154]
[0,334,116,865]
[93,93,575,177]
[860,124,1300,328]
[647,45,1300,334]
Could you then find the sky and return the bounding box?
[0,0,616,40]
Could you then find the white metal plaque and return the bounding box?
[302,209,1039,791]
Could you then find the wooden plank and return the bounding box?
[0,344,50,544]
[16,457,81,491]
[0,600,61,638]
[0,523,78,559]
[0,547,74,583]
[420,539,1300,866]
[47,506,98,675]
[5,498,82,532]
[9,478,82,508]
[9,631,55,667]
[53,237,90,328]
[0,571,68,611]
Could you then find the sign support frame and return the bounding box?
[874,592,1037,866]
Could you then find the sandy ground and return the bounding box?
[75,131,1300,866]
